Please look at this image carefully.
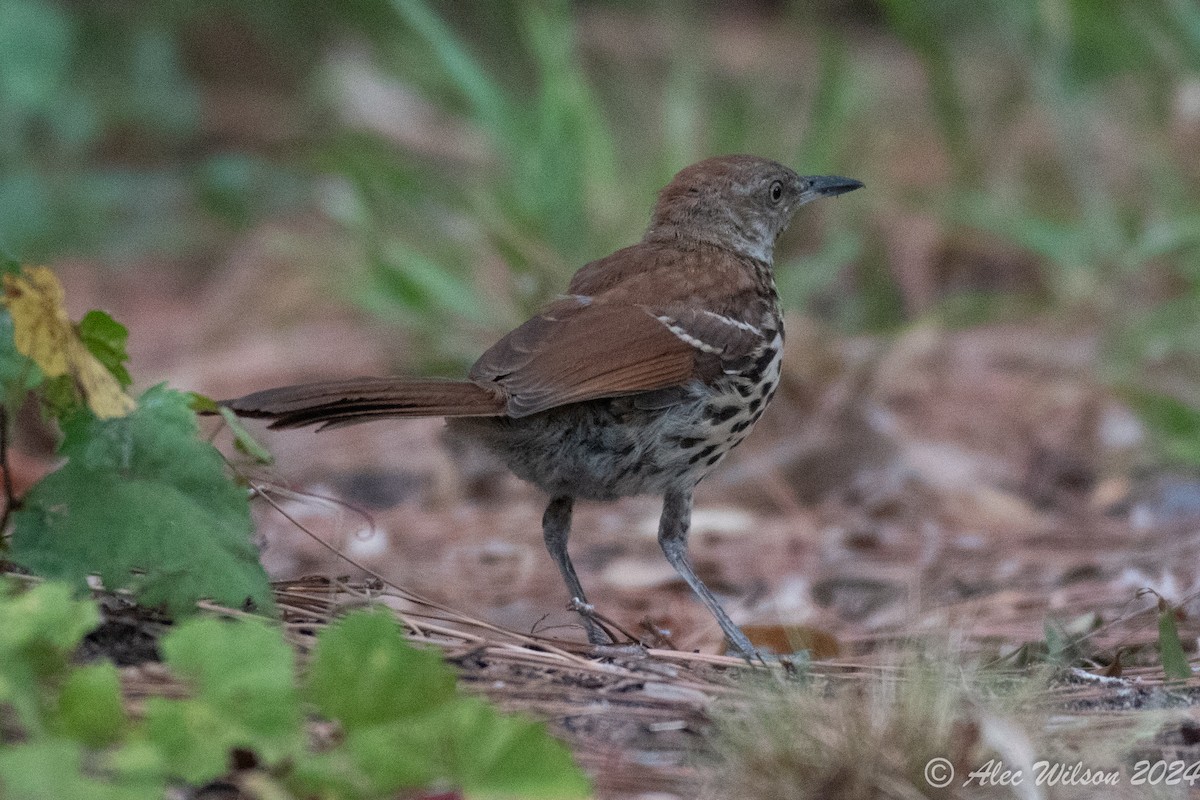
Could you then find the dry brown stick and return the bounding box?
[0,406,18,534]
[248,479,594,667]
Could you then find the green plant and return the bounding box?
[0,0,333,261]
[320,0,629,369]
[295,609,589,798]
[0,582,591,799]
[0,262,273,615]
[0,580,163,800]
[320,0,878,361]
[856,0,1200,461]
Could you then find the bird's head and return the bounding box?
[648,155,863,263]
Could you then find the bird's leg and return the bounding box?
[658,487,761,661]
[542,495,610,645]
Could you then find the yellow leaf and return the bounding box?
[4,265,71,377]
[69,336,136,418]
[2,266,135,419]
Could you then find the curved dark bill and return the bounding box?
[807,175,865,197]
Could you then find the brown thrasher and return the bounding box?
[226,155,862,659]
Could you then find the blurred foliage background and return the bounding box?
[2,0,1200,455]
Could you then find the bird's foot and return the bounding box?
[568,597,618,646]
[721,626,771,666]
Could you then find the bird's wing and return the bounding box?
[470,297,769,418]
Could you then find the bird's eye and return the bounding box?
[769,180,784,203]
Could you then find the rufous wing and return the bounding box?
[470,299,701,418]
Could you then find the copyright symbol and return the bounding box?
[925,757,954,788]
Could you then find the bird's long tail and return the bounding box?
[222,377,507,430]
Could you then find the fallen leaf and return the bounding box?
[742,624,841,658]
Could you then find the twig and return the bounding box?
[246,478,592,666]
[0,405,18,535]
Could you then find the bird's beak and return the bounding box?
[797,175,864,205]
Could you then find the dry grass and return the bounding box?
[698,646,1183,800]
[72,568,1191,800]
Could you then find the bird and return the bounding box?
[225,155,863,659]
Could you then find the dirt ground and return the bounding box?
[17,246,1199,799]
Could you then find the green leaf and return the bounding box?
[40,374,83,420]
[142,616,301,784]
[369,242,489,325]
[0,579,99,653]
[305,609,589,798]
[0,309,41,402]
[390,0,510,132]
[0,581,99,734]
[444,698,591,799]
[343,717,441,790]
[162,617,297,715]
[103,739,168,787]
[9,384,273,615]
[77,310,132,388]
[55,662,126,746]
[187,392,219,414]
[286,749,377,799]
[335,700,589,798]
[1065,0,1161,85]
[218,406,273,465]
[141,699,233,784]
[306,607,457,728]
[0,738,163,800]
[1158,608,1192,682]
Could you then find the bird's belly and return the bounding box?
[448,367,781,501]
